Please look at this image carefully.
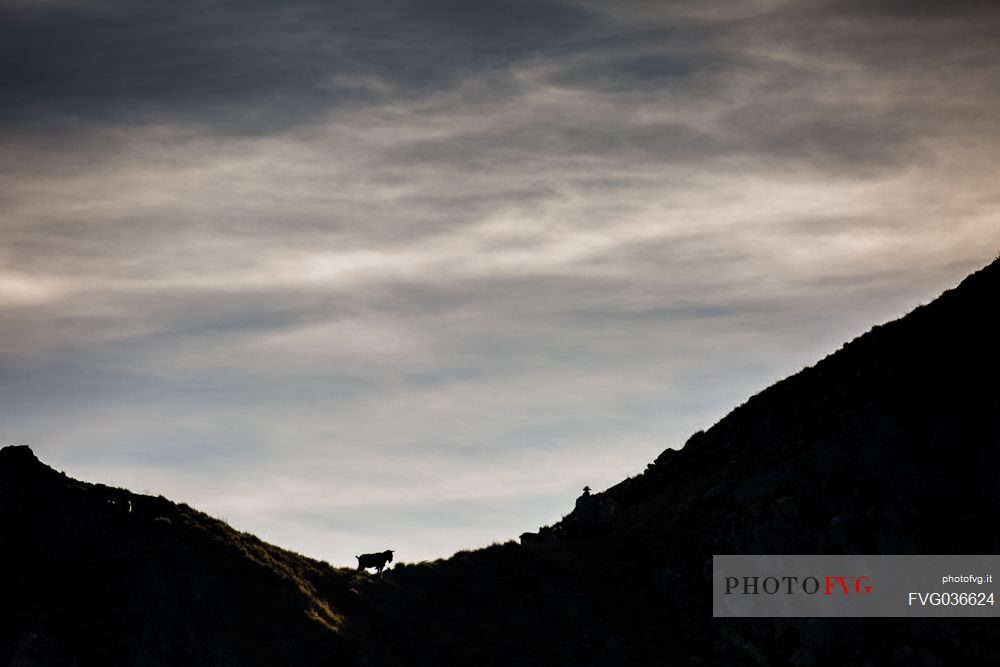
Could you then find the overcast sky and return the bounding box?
[2,0,998,565]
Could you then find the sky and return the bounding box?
[1,0,999,565]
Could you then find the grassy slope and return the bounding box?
[0,446,367,665]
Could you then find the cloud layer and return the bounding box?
[2,0,999,563]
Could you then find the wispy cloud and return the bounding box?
[1,0,998,562]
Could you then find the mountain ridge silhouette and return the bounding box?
[3,256,999,666]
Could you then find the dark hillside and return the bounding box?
[0,445,361,666]
[356,257,1000,665]
[2,257,999,666]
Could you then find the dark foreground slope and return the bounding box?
[0,445,366,666]
[354,257,1000,666]
[2,258,999,666]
